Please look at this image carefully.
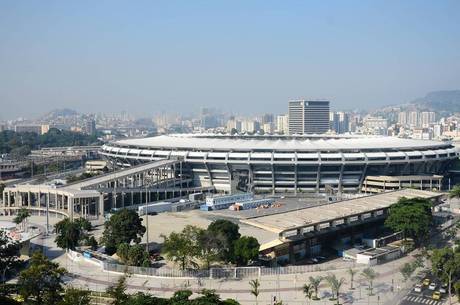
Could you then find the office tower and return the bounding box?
[288,100,330,134]
[337,112,349,134]
[85,119,96,135]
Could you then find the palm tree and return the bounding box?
[449,185,460,199]
[347,268,356,290]
[309,276,323,300]
[325,274,346,305]
[361,267,378,296]
[13,208,30,231]
[303,283,313,305]
[249,279,260,305]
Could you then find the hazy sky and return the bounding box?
[1,1,459,119]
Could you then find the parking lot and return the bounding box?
[400,274,447,305]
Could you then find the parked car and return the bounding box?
[432,291,441,300]
[414,284,423,293]
[429,282,437,291]
[439,284,447,294]
[423,278,431,286]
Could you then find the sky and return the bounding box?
[0,1,459,119]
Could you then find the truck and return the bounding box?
[138,202,172,216]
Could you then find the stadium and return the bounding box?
[100,134,459,194]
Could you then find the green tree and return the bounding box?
[303,283,314,305]
[431,247,460,305]
[249,279,260,305]
[454,281,460,303]
[170,290,193,305]
[102,209,146,255]
[0,183,5,196]
[385,197,432,243]
[13,208,30,231]
[18,251,66,305]
[161,225,201,270]
[117,243,150,267]
[60,287,91,305]
[233,236,260,266]
[325,274,345,305]
[449,185,460,199]
[198,229,225,269]
[0,231,21,283]
[106,275,129,305]
[207,220,241,262]
[361,267,378,296]
[54,218,92,250]
[309,276,323,300]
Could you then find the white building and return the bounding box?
[276,115,289,134]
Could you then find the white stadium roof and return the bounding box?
[112,134,452,152]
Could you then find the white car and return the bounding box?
[439,284,447,294]
[414,284,423,293]
[429,283,437,291]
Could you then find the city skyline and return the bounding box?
[1,1,460,118]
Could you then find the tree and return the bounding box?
[102,209,146,255]
[303,283,314,305]
[161,225,201,270]
[117,243,150,267]
[449,185,460,199]
[54,218,92,250]
[197,229,225,269]
[233,236,260,266]
[454,281,460,303]
[249,279,260,305]
[347,268,356,290]
[106,275,129,305]
[60,287,91,305]
[309,276,323,300]
[207,220,241,262]
[325,274,345,305]
[0,183,5,196]
[431,247,460,305]
[18,251,66,305]
[0,230,21,283]
[13,208,30,231]
[361,267,378,296]
[385,197,432,243]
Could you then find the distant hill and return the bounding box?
[411,90,460,112]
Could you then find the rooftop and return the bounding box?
[241,189,442,234]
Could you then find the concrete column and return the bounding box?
[28,192,31,207]
[99,194,104,219]
[69,197,74,219]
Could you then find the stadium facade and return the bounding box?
[100,134,459,194]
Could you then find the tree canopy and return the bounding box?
[0,230,21,283]
[385,197,432,243]
[207,219,241,263]
[17,251,66,305]
[0,129,100,156]
[117,243,150,267]
[161,225,201,270]
[102,209,146,255]
[54,218,93,250]
[233,236,260,266]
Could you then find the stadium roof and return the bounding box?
[112,134,452,151]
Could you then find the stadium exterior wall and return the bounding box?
[99,134,459,194]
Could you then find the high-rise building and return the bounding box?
[262,113,274,124]
[397,111,407,126]
[226,119,242,132]
[408,111,419,127]
[276,115,289,134]
[337,112,349,134]
[84,119,96,135]
[420,111,436,128]
[288,100,330,134]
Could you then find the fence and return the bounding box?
[100,261,356,280]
